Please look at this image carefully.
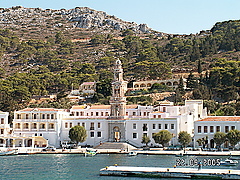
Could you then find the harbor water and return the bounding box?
[0,154,239,180]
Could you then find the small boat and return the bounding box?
[84,149,97,157]
[220,159,238,166]
[0,149,18,156]
[229,155,240,160]
[128,151,137,156]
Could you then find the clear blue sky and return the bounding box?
[1,0,240,34]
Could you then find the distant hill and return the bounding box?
[0,7,239,113]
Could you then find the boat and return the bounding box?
[229,155,240,160]
[84,149,97,157]
[220,159,238,166]
[0,149,18,156]
[128,151,137,156]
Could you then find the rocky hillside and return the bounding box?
[0,6,159,40]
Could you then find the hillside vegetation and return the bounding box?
[0,7,239,116]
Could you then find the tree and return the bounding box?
[186,72,198,89]
[213,132,226,149]
[141,134,151,147]
[197,60,202,74]
[152,130,172,148]
[226,129,240,149]
[178,131,192,150]
[69,126,87,145]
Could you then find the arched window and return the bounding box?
[51,114,54,119]
[173,81,178,86]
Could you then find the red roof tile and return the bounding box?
[198,117,240,122]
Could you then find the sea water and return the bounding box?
[0,154,238,180]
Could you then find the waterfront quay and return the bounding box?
[100,166,240,179]
[11,147,240,156]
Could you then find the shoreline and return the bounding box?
[6,147,239,156]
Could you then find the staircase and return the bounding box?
[94,142,136,151]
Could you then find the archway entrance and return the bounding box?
[113,126,120,142]
[27,139,32,147]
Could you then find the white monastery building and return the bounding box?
[4,60,233,149]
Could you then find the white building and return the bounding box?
[5,60,207,148]
[0,111,11,147]
[12,108,69,148]
[194,116,240,149]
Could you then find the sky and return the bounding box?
[1,0,240,34]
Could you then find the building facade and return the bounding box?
[3,60,208,148]
[194,117,240,149]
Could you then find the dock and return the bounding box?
[100,166,240,179]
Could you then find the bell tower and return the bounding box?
[107,59,128,142]
[109,59,128,119]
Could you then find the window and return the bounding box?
[17,114,21,119]
[158,115,161,118]
[97,132,101,137]
[171,124,174,129]
[158,124,162,129]
[26,114,29,119]
[24,123,29,129]
[33,123,37,129]
[101,112,104,116]
[35,133,37,136]
[90,123,94,130]
[82,123,85,127]
[49,124,54,129]
[16,123,20,129]
[216,126,220,132]
[69,123,72,128]
[153,124,156,129]
[210,126,214,133]
[231,126,235,130]
[133,133,137,139]
[77,123,80,126]
[76,112,79,116]
[40,124,45,129]
[198,126,201,133]
[164,124,168,129]
[80,112,84,116]
[42,114,45,119]
[51,114,54,119]
[143,133,147,137]
[143,124,148,131]
[98,123,101,128]
[225,126,229,133]
[144,112,146,116]
[133,123,136,129]
[33,114,37,119]
[1,118,4,124]
[153,115,156,118]
[40,133,42,136]
[91,112,93,116]
[133,112,136,116]
[65,123,68,128]
[204,126,208,133]
[105,112,109,116]
[0,129,4,134]
[163,107,166,112]
[47,114,50,119]
[96,112,99,116]
[90,132,94,137]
